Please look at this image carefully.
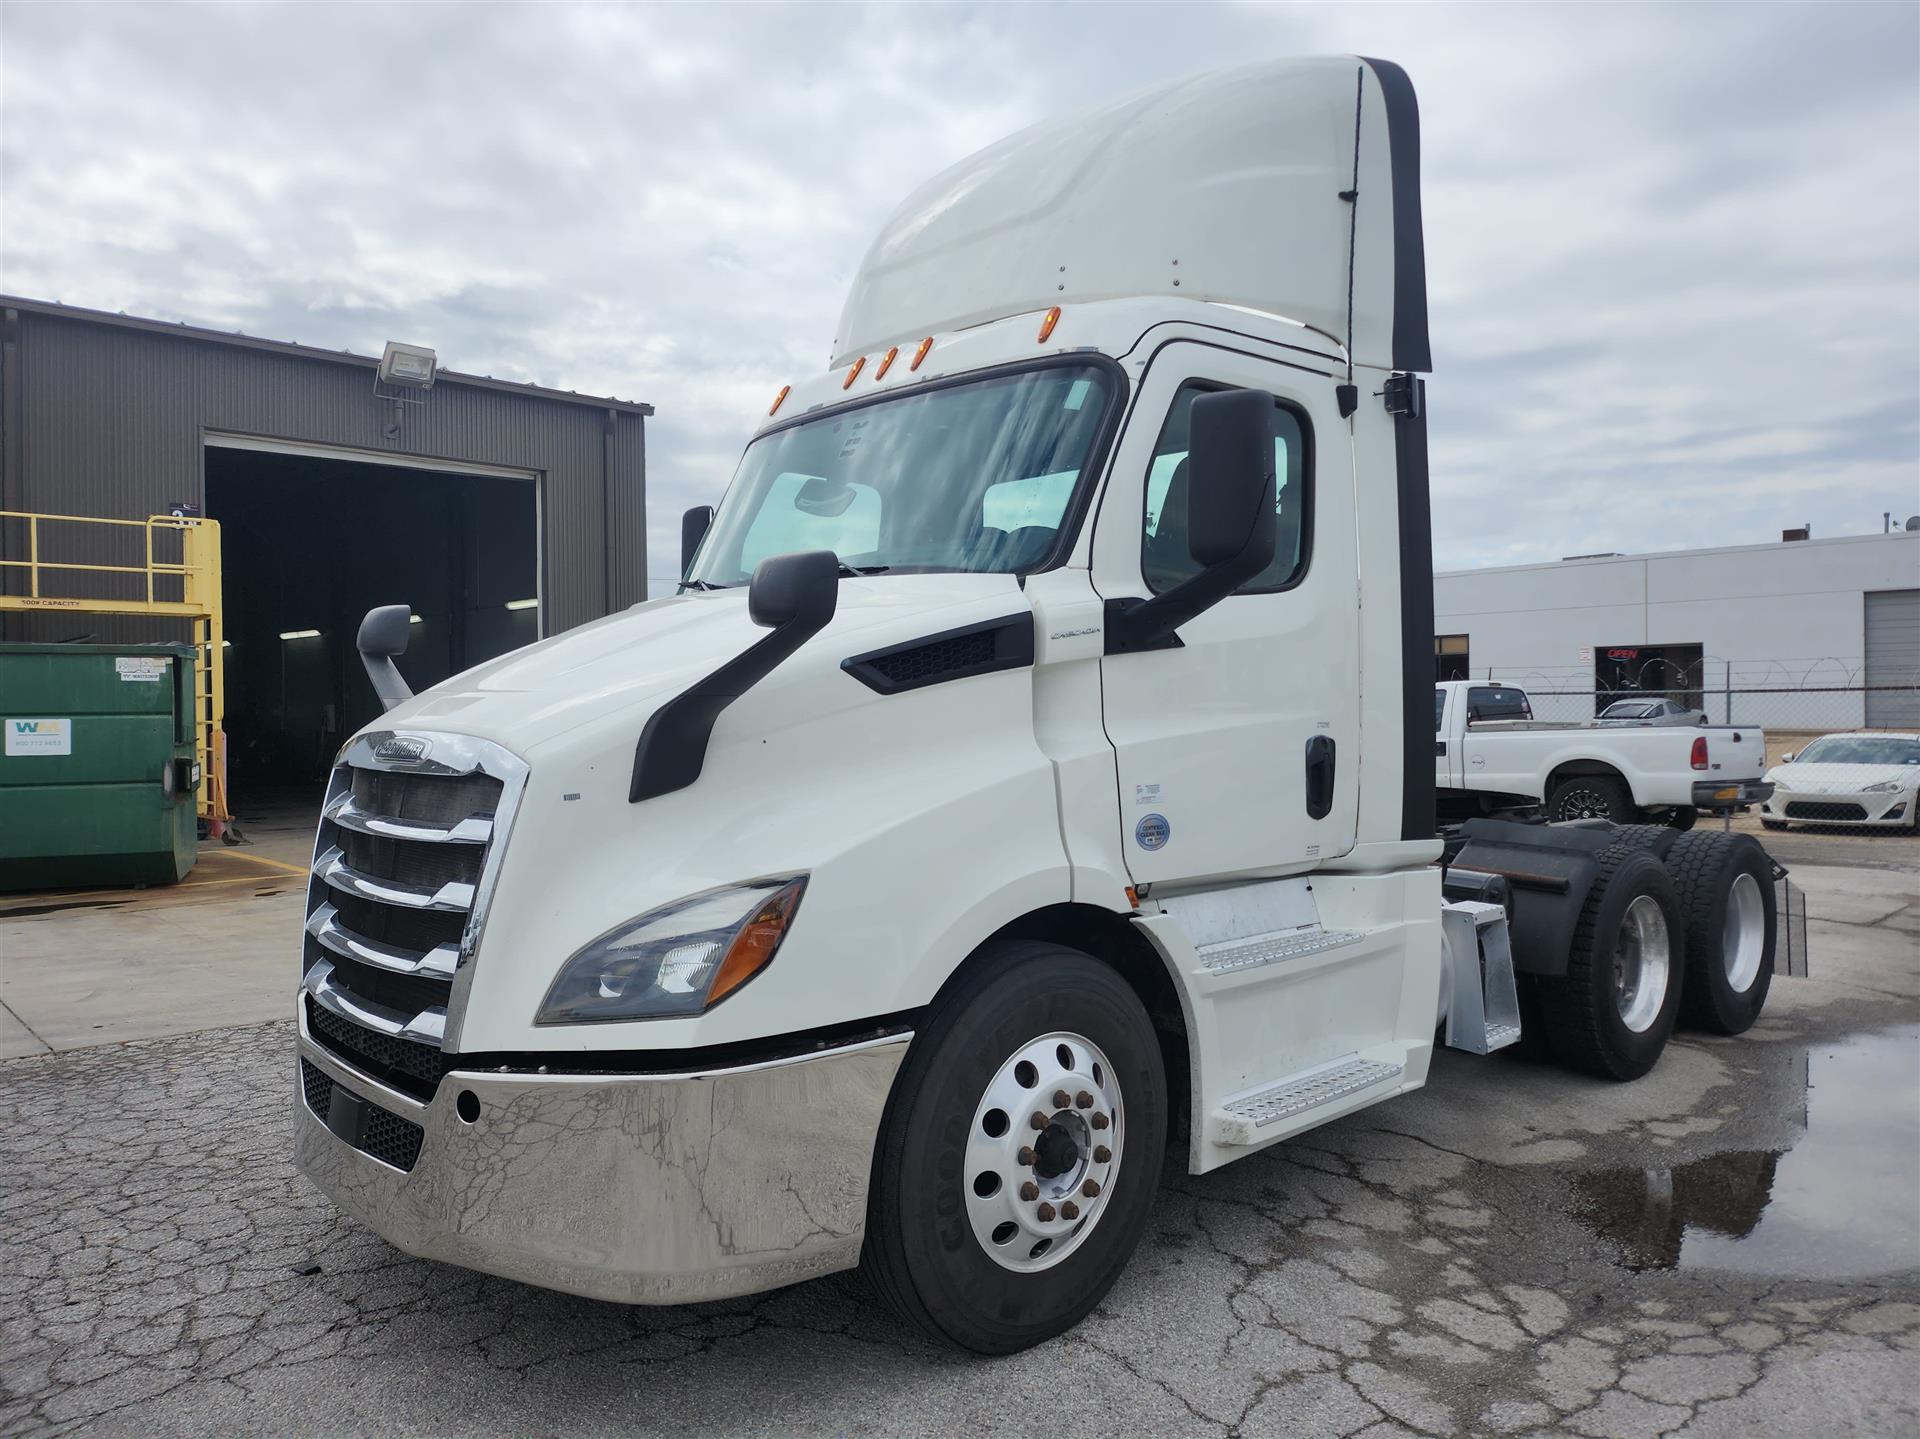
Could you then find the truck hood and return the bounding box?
[376,572,1026,752]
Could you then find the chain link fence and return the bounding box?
[1472,656,1920,761]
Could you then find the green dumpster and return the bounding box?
[0,643,200,892]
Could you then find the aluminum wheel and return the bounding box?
[963,1031,1123,1273]
[1558,785,1609,819]
[1723,871,1766,993]
[1613,894,1672,1033]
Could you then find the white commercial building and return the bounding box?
[1434,531,1920,731]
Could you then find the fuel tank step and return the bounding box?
[1209,1054,1404,1146]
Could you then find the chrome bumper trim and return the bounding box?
[293,1004,913,1304]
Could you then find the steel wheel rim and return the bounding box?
[1613,894,1671,1033]
[963,1031,1123,1273]
[1723,872,1766,993]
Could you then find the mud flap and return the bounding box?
[1773,870,1809,978]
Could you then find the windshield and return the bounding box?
[1794,736,1920,766]
[687,363,1113,587]
[1601,701,1657,719]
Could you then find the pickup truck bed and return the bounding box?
[1434,681,1771,824]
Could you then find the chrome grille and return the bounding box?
[302,730,527,1091]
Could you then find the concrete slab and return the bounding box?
[0,998,50,1059]
[0,844,306,1051]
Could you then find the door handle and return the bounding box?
[1305,734,1336,820]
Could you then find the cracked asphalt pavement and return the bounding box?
[3,831,1916,1436]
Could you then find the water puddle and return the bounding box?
[1576,1025,1920,1278]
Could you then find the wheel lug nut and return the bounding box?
[1030,1112,1049,1131]
[1081,1178,1101,1198]
[1037,1202,1056,1222]
[1019,1181,1039,1201]
[1091,1113,1110,1130]
[1094,1145,1112,1164]
[1075,1091,1093,1109]
[1061,1201,1080,1220]
[1052,1089,1071,1109]
[1017,1146,1036,1166]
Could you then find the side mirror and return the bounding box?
[1187,389,1279,570]
[681,505,715,577]
[630,550,838,802]
[748,548,840,630]
[1106,389,1275,655]
[1781,752,1795,764]
[357,604,414,711]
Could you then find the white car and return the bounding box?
[1596,698,1707,727]
[1761,733,1920,831]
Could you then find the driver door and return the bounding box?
[1092,342,1359,885]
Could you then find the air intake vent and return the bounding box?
[842,614,1035,695]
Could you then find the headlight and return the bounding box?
[536,877,806,1024]
[1863,781,1903,794]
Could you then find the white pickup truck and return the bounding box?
[1434,680,1772,825]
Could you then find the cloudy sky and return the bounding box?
[3,2,1915,591]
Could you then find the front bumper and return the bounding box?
[1691,778,1773,812]
[1759,786,1912,827]
[294,1004,911,1304]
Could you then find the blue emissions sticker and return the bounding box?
[1135,812,1170,851]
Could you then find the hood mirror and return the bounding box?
[357,604,414,711]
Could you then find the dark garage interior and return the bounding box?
[205,446,539,795]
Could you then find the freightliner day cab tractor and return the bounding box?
[295,58,1799,1353]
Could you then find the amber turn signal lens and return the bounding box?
[874,345,898,380]
[1037,306,1061,343]
[910,336,934,371]
[707,878,807,1005]
[769,384,790,416]
[843,356,865,389]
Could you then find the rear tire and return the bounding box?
[1547,774,1635,824]
[862,941,1167,1354]
[1535,846,1685,1081]
[1669,832,1775,1035]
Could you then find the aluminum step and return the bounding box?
[1210,1054,1403,1145]
[1197,926,1365,976]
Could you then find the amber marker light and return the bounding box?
[707,878,807,1006]
[769,384,791,416]
[910,336,934,371]
[874,345,899,381]
[843,356,866,389]
[1037,306,1062,343]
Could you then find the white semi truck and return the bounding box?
[295,58,1793,1353]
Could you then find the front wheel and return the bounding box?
[863,941,1167,1353]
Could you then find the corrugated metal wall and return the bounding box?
[0,302,647,641]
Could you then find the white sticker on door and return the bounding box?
[6,718,72,756]
[1134,782,1163,807]
[115,656,168,682]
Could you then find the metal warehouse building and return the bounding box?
[1,295,649,797]
[1434,530,1920,731]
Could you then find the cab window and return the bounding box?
[1142,382,1310,594]
[1467,686,1531,722]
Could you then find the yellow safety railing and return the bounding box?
[0,510,229,824]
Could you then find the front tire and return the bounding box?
[1536,846,1685,1080]
[1670,832,1775,1035]
[863,941,1167,1354]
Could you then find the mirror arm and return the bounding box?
[1103,546,1271,655]
[356,604,415,712]
[630,551,838,802]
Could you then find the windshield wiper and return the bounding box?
[680,579,735,592]
[836,562,891,577]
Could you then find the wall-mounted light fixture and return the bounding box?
[279,629,321,641]
[505,598,538,611]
